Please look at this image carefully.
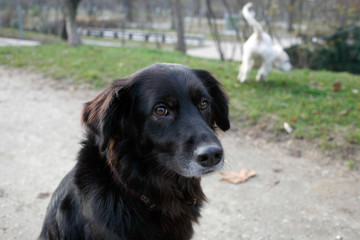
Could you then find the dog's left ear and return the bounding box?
[193,69,230,131]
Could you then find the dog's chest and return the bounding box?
[124,206,198,240]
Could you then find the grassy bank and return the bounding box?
[0,42,359,163]
[0,28,62,44]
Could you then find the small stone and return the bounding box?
[284,122,293,133]
[0,189,7,198]
[289,149,302,158]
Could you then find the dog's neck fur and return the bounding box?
[74,134,206,239]
[107,136,206,216]
[79,132,206,216]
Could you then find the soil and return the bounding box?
[0,66,359,240]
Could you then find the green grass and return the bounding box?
[0,42,359,155]
[348,160,355,170]
[82,36,180,50]
[0,28,63,44]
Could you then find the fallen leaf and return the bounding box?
[219,168,256,184]
[289,149,302,158]
[333,87,340,92]
[317,82,325,87]
[333,81,342,88]
[37,192,50,199]
[290,117,297,123]
[311,110,320,115]
[0,188,7,198]
[333,82,342,92]
[339,108,352,116]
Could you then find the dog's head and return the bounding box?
[82,63,230,178]
[273,44,292,72]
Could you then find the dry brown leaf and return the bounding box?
[290,117,297,123]
[333,81,342,88]
[311,110,320,115]
[219,168,256,184]
[37,192,50,199]
[338,108,352,116]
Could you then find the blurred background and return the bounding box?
[1,0,360,72]
[0,1,360,239]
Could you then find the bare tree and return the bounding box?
[61,0,82,46]
[297,0,304,36]
[174,0,186,53]
[126,0,134,22]
[16,0,24,39]
[145,0,153,23]
[205,0,224,61]
[338,0,350,26]
[287,0,296,32]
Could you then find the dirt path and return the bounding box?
[0,66,359,240]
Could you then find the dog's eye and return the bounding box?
[154,106,169,116]
[199,100,209,111]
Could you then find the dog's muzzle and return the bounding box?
[194,144,223,168]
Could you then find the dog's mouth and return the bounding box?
[202,168,218,175]
[156,142,225,178]
[177,156,225,178]
[204,169,214,174]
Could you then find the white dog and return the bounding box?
[238,2,292,83]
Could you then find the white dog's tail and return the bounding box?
[242,2,263,38]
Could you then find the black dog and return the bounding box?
[39,63,230,240]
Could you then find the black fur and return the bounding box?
[39,63,230,240]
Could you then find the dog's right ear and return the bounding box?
[193,69,230,131]
[82,79,131,152]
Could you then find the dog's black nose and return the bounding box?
[195,145,223,167]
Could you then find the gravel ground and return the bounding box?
[0,66,359,240]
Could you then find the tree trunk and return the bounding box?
[174,0,186,53]
[124,0,134,22]
[61,19,68,40]
[287,0,296,33]
[145,1,152,23]
[265,0,273,36]
[205,0,224,61]
[16,0,24,39]
[297,0,303,36]
[61,0,81,46]
[339,0,350,26]
[170,1,176,30]
[194,0,202,26]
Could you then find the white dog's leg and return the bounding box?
[238,57,254,83]
[256,61,272,82]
